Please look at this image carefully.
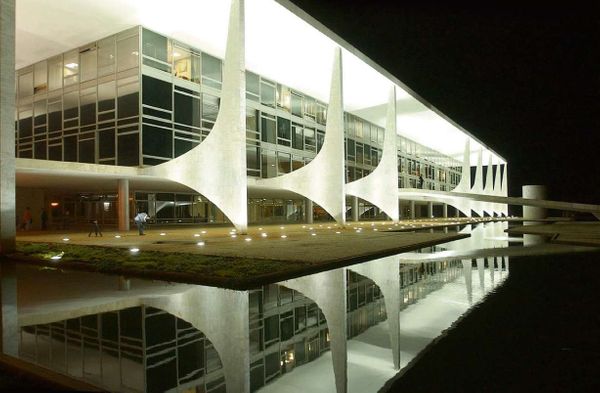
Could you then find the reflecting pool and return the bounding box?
[0,222,584,393]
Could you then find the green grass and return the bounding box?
[9,242,309,284]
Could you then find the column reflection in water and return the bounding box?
[0,222,512,393]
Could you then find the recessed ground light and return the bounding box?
[327,226,331,229]
[62,237,69,241]
[261,233,267,238]
[280,235,287,239]
[280,226,285,229]
[201,230,207,234]
[194,234,200,237]
[309,227,313,230]
[373,228,378,231]
[160,232,166,236]
[231,234,237,238]
[245,237,252,242]
[130,248,139,253]
[50,252,64,261]
[115,235,121,239]
[196,241,205,246]
[302,225,306,229]
[258,227,263,230]
[335,231,341,234]
[311,233,316,236]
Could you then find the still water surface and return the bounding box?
[0,222,551,393]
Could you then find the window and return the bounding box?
[98,81,116,112]
[291,92,303,117]
[173,46,200,82]
[246,72,260,101]
[277,85,291,112]
[201,53,222,89]
[80,88,96,126]
[98,129,115,159]
[143,76,172,110]
[277,152,291,175]
[247,145,260,176]
[174,92,200,127]
[117,133,139,166]
[202,93,219,123]
[304,127,316,152]
[80,46,97,82]
[97,37,116,77]
[63,50,79,86]
[260,79,276,107]
[261,149,276,178]
[142,28,169,63]
[292,123,303,150]
[277,117,291,146]
[261,114,276,144]
[48,56,63,91]
[117,79,139,119]
[33,61,47,94]
[117,36,139,72]
[143,125,173,158]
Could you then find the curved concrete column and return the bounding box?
[349,256,401,369]
[255,48,346,225]
[470,149,485,216]
[143,0,248,232]
[462,259,473,305]
[472,148,484,194]
[482,155,495,216]
[280,268,347,393]
[145,286,250,393]
[347,86,399,221]
[500,164,509,215]
[453,138,471,193]
[0,0,16,254]
[477,258,485,292]
[492,164,503,215]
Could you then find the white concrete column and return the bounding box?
[146,286,250,393]
[351,196,359,222]
[523,185,547,245]
[305,198,313,224]
[255,48,346,226]
[453,138,471,192]
[0,0,16,254]
[346,86,399,222]
[144,0,248,233]
[118,179,130,231]
[477,258,485,291]
[427,202,433,218]
[462,259,473,305]
[350,256,401,370]
[409,201,415,219]
[282,269,347,393]
[442,203,448,218]
[523,185,547,221]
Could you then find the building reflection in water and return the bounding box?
[1,222,512,393]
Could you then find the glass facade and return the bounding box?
[14,26,466,225]
[15,25,462,192]
[20,305,225,393]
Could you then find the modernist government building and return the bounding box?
[3,0,508,234]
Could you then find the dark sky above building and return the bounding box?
[288,0,599,205]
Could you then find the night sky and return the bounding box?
[288,1,599,205]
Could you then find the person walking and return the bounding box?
[134,212,149,235]
[88,218,103,237]
[40,208,48,230]
[21,207,32,231]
